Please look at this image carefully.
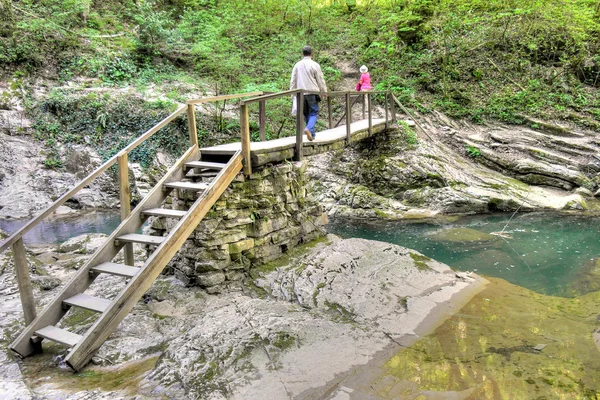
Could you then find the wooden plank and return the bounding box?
[63,294,111,313]
[240,103,252,175]
[243,89,300,105]
[345,93,351,143]
[385,93,389,129]
[184,161,226,170]
[187,91,263,105]
[390,92,397,123]
[141,208,187,218]
[12,238,36,325]
[368,93,373,136]
[116,234,165,246]
[259,100,266,141]
[35,326,82,347]
[187,104,198,148]
[327,96,333,129]
[8,145,199,358]
[295,92,304,162]
[65,152,244,371]
[117,152,134,266]
[303,90,389,96]
[186,171,218,179]
[91,263,140,278]
[196,148,237,156]
[362,93,366,119]
[163,181,209,191]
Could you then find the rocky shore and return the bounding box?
[306,117,600,220]
[0,234,484,399]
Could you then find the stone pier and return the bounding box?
[147,160,326,292]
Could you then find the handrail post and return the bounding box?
[385,92,389,129]
[345,93,351,144]
[362,93,366,119]
[13,238,36,325]
[259,100,266,141]
[240,103,252,175]
[327,95,333,129]
[295,92,304,161]
[368,93,373,136]
[390,92,397,124]
[187,104,198,148]
[118,152,134,266]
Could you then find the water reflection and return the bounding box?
[0,210,121,245]
[328,213,600,297]
[372,277,600,399]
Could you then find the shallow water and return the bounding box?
[328,212,600,297]
[372,277,600,399]
[0,210,121,245]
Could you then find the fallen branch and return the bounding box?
[391,94,435,142]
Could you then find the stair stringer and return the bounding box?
[9,145,199,358]
[65,151,243,371]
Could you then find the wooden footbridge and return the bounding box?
[0,88,399,371]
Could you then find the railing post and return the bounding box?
[240,103,252,175]
[259,100,266,141]
[117,152,134,266]
[390,92,397,124]
[327,95,333,129]
[368,93,373,136]
[295,92,304,161]
[385,92,389,129]
[13,238,36,325]
[362,93,366,119]
[345,93,351,144]
[187,104,198,148]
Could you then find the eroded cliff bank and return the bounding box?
[307,117,600,220]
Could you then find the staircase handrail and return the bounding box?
[0,91,262,255]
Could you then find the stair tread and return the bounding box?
[64,293,111,313]
[116,233,165,246]
[164,181,209,191]
[186,171,218,178]
[185,161,227,170]
[141,208,187,218]
[91,262,140,278]
[35,326,82,347]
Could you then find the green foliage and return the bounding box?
[2,0,600,134]
[465,145,482,158]
[398,122,418,146]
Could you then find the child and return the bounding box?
[357,65,371,91]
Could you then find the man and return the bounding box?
[290,46,328,141]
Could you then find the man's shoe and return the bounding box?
[304,129,314,141]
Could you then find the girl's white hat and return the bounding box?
[360,65,368,73]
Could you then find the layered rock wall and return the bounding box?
[147,160,326,291]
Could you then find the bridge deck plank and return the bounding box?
[200,118,387,159]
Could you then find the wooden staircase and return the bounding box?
[9,146,243,371]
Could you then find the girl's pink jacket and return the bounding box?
[359,73,372,91]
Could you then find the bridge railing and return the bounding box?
[240,89,397,175]
[0,91,262,326]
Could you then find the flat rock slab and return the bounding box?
[136,238,484,399]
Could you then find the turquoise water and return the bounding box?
[327,212,600,297]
